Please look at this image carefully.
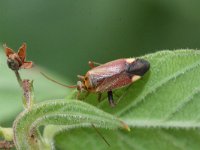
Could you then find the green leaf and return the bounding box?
[55,128,200,150]
[0,50,69,124]
[13,100,126,150]
[56,50,200,149]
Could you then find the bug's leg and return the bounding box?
[88,61,102,69]
[97,93,102,102]
[107,91,115,107]
[88,61,95,69]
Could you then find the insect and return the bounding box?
[42,58,150,107]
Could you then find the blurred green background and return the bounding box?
[1,0,200,81]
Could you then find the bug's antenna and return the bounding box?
[40,72,77,88]
[91,124,110,147]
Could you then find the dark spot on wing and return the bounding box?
[126,59,150,76]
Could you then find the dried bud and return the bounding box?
[3,43,33,71]
[7,54,21,70]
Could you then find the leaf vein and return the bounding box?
[164,88,200,120]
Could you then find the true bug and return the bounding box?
[42,58,150,107]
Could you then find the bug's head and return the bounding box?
[77,74,88,92]
[77,81,86,92]
[77,75,93,92]
[126,58,150,77]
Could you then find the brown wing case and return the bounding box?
[87,59,127,88]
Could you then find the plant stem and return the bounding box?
[15,70,22,87]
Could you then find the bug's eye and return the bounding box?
[85,77,88,80]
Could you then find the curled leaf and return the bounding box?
[13,100,128,150]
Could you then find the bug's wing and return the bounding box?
[95,73,132,93]
[92,59,126,74]
[18,43,26,61]
[88,59,127,86]
[3,44,15,57]
[89,67,121,79]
